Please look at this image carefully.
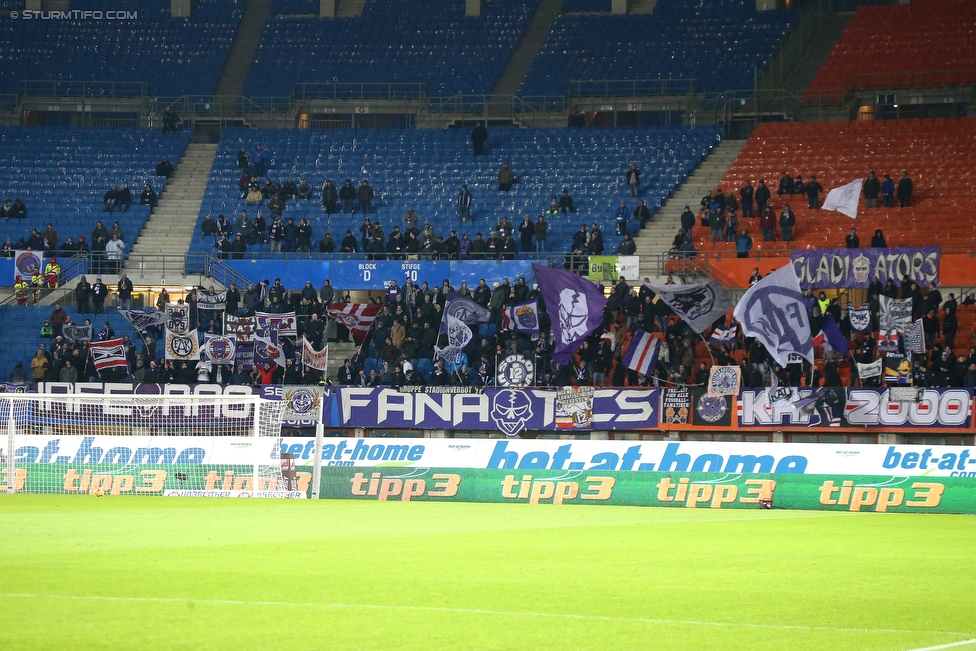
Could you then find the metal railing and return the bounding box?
[294,83,427,101]
[568,78,697,98]
[19,80,148,99]
[850,70,976,91]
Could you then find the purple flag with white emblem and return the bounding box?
[532,263,608,365]
[733,264,813,367]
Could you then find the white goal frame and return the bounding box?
[2,393,290,497]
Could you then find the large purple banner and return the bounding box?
[790,247,939,289]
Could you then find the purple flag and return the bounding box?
[532,263,608,365]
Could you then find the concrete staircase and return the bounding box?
[491,0,562,98]
[124,143,219,285]
[214,0,273,98]
[336,0,366,17]
[635,139,747,282]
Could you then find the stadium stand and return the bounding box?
[270,0,319,15]
[244,0,538,98]
[807,0,976,99]
[0,126,191,260]
[708,117,976,254]
[0,0,242,98]
[190,125,722,259]
[519,0,797,97]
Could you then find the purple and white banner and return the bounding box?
[335,387,659,434]
[791,247,940,289]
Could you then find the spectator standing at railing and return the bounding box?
[42,223,58,249]
[724,209,739,243]
[626,163,641,197]
[91,277,108,314]
[736,229,753,259]
[319,231,336,253]
[251,144,266,177]
[519,215,534,252]
[269,216,285,253]
[759,206,776,242]
[117,274,133,309]
[471,121,488,156]
[321,179,338,214]
[105,234,125,275]
[845,227,860,249]
[44,256,61,288]
[780,205,795,243]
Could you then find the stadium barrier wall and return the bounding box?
[23,383,976,433]
[312,467,976,514]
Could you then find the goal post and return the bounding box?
[1,393,303,498]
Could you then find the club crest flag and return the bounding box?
[166,302,189,334]
[119,308,167,331]
[501,300,541,333]
[643,280,733,334]
[441,290,491,334]
[225,315,256,342]
[301,337,330,371]
[879,295,912,331]
[857,359,883,379]
[326,303,382,343]
[821,178,863,218]
[89,338,128,371]
[197,291,227,311]
[434,314,473,364]
[62,324,92,342]
[709,324,736,346]
[254,326,285,368]
[256,311,297,337]
[532,263,608,365]
[622,330,660,376]
[848,304,872,332]
[203,334,236,365]
[733,264,814,367]
[165,329,199,361]
[707,365,741,396]
[13,250,44,283]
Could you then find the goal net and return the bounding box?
[1,393,302,498]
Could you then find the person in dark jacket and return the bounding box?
[897,171,913,207]
[881,173,895,208]
[357,180,374,214]
[470,122,488,156]
[755,179,771,216]
[321,179,339,214]
[339,179,356,213]
[863,171,881,208]
[871,229,887,248]
[805,175,823,210]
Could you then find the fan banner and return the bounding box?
[165,329,200,361]
[166,303,190,335]
[203,335,237,365]
[88,338,128,371]
[500,300,541,333]
[532,263,608,365]
[225,315,256,342]
[62,324,93,342]
[643,280,734,334]
[879,296,913,331]
[255,326,285,368]
[707,366,741,396]
[256,311,297,337]
[791,247,939,290]
[441,290,491,334]
[848,304,872,332]
[301,337,330,371]
[119,308,167,331]
[197,291,227,312]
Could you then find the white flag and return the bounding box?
[434,314,473,364]
[821,178,863,219]
[857,359,883,379]
[733,265,814,367]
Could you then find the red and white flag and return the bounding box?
[326,303,382,343]
[89,338,128,371]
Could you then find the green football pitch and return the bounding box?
[1,495,974,651]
